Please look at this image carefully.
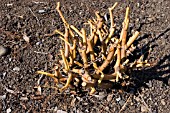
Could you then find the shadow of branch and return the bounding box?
[127,27,170,93]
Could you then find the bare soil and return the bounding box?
[0,0,170,113]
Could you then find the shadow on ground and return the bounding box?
[128,27,170,94]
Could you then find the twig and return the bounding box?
[28,7,40,26]
[138,91,152,113]
[120,7,129,60]
[118,95,131,113]
[96,44,115,74]
[34,51,48,55]
[60,72,73,92]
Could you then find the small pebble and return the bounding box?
[0,94,6,100]
[36,42,41,46]
[54,106,58,111]
[119,100,125,106]
[85,109,89,112]
[23,34,30,43]
[116,97,121,102]
[161,99,166,105]
[154,102,158,106]
[137,2,140,7]
[57,84,63,88]
[0,46,10,56]
[135,96,140,102]
[83,103,88,105]
[146,82,152,88]
[6,4,13,7]
[7,108,12,113]
[76,109,82,113]
[107,94,113,102]
[94,94,105,100]
[38,9,46,13]
[47,54,53,61]
[57,110,67,113]
[141,105,147,112]
[13,67,20,71]
[3,72,7,76]
[71,98,76,106]
[105,106,109,111]
[20,97,28,101]
[9,58,12,62]
[76,96,82,101]
[73,107,76,112]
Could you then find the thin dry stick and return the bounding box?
[53,29,64,37]
[80,48,88,68]
[64,27,69,58]
[58,36,70,45]
[74,61,83,67]
[105,2,118,44]
[60,72,73,92]
[87,20,99,47]
[56,2,75,45]
[71,68,84,75]
[113,31,139,58]
[28,7,40,26]
[97,29,103,42]
[82,79,114,89]
[118,95,131,113]
[92,72,116,80]
[70,25,84,38]
[69,39,77,65]
[95,11,103,29]
[126,31,139,48]
[86,26,97,53]
[37,71,55,78]
[53,65,62,78]
[138,91,152,113]
[81,28,87,46]
[87,40,97,67]
[56,2,68,26]
[78,39,92,81]
[96,44,115,74]
[105,27,115,44]
[109,2,118,28]
[120,7,130,60]
[36,71,59,83]
[114,43,121,82]
[93,65,105,84]
[60,49,69,72]
[86,31,98,68]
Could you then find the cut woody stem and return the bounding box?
[60,49,69,72]
[36,2,151,94]
[60,72,73,92]
[114,42,121,82]
[56,2,68,26]
[96,44,115,74]
[64,27,69,58]
[120,7,129,60]
[105,2,118,44]
[126,31,140,49]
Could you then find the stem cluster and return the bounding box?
[37,2,150,95]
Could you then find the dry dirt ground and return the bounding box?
[0,0,170,113]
